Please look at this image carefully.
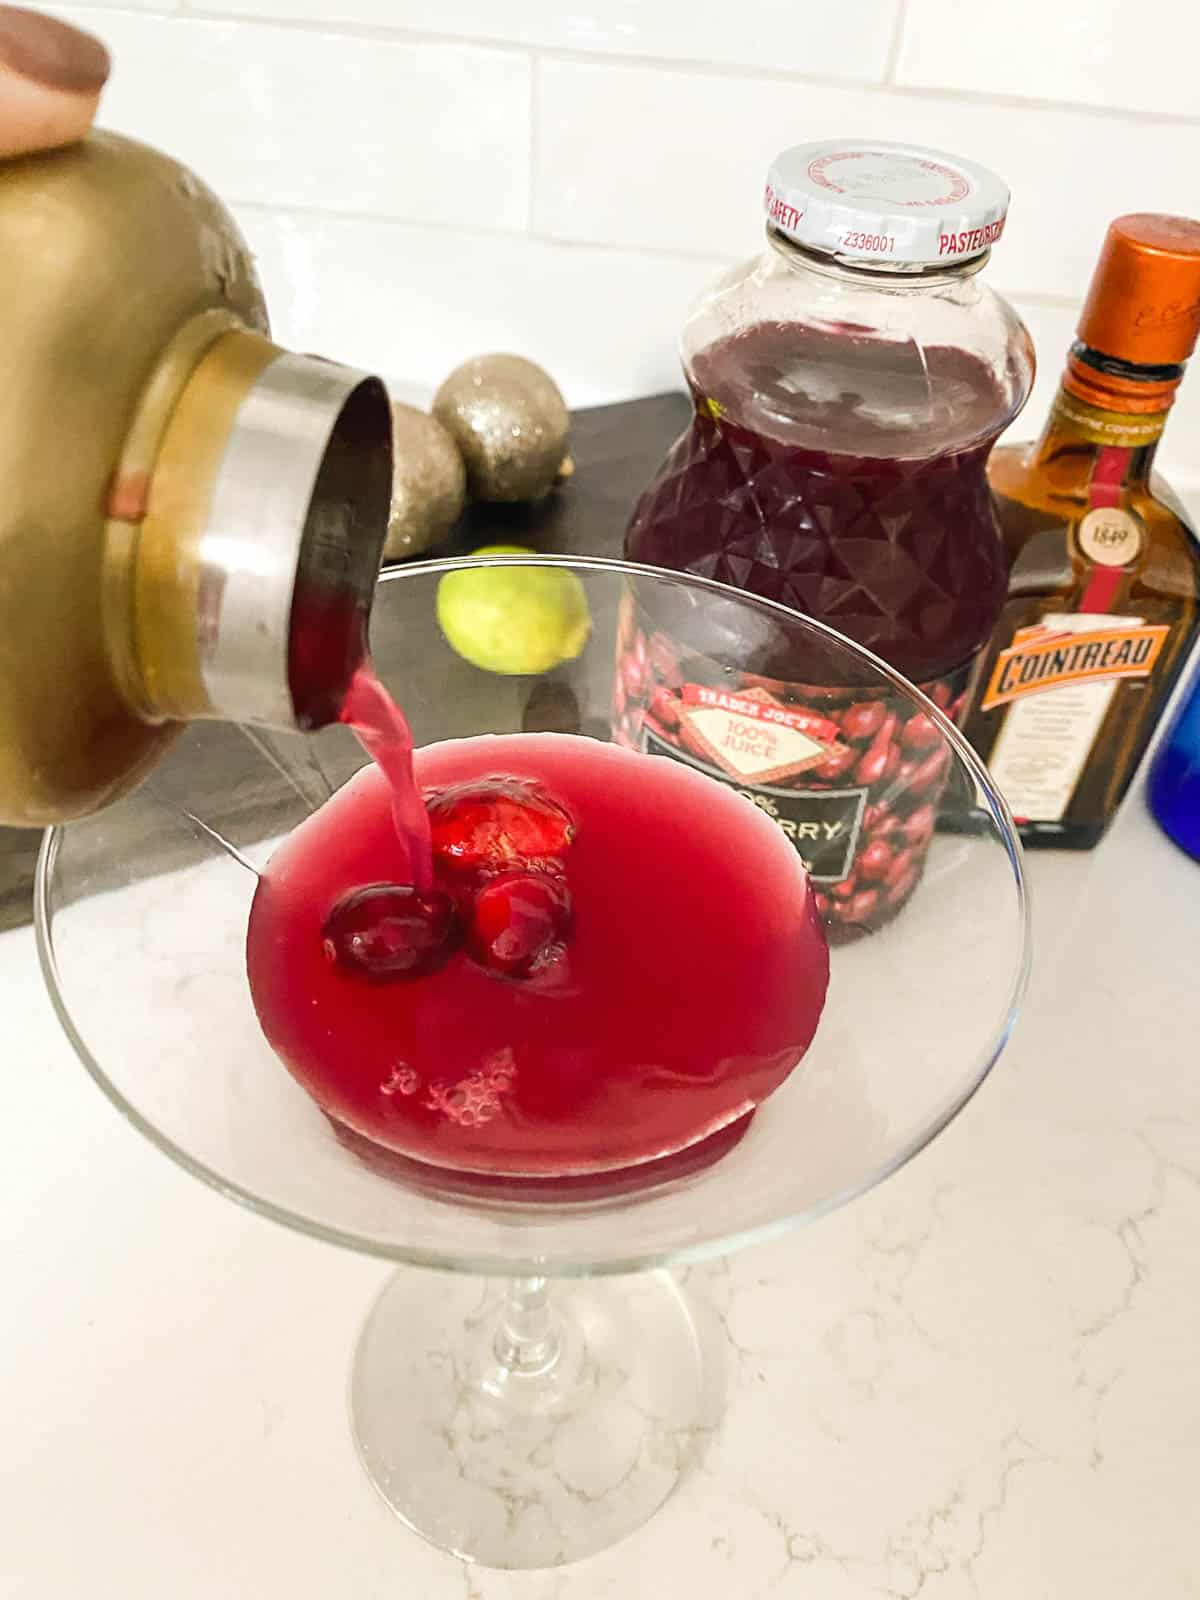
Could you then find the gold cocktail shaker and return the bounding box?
[0,131,392,826]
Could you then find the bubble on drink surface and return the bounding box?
[423,1054,518,1127]
[381,1063,421,1096]
[485,1047,517,1094]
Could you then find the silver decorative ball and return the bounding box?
[433,354,570,503]
[385,402,467,560]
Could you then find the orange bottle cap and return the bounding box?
[1076,213,1200,369]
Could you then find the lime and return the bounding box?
[436,545,592,676]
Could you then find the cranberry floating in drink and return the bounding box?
[622,139,1034,937]
[322,884,459,979]
[247,729,828,1177]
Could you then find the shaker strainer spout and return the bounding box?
[116,332,392,736]
[0,130,393,826]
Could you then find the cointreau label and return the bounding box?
[981,619,1169,710]
[982,612,1174,825]
[1052,392,1167,448]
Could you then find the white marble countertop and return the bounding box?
[3,776,1198,1599]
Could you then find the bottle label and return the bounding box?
[982,613,1168,822]
[642,727,869,882]
[613,593,967,939]
[980,615,1169,709]
[1054,391,1167,448]
[1076,506,1144,566]
[664,684,844,783]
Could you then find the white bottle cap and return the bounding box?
[764,140,1010,268]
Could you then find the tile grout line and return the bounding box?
[232,194,736,266]
[230,197,1097,310]
[103,3,1200,131]
[527,53,539,236]
[882,0,909,84]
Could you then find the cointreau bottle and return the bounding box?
[963,214,1200,847]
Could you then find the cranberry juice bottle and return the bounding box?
[622,140,1034,937]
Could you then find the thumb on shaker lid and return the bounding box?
[0,5,110,159]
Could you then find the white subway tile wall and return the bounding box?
[54,9,530,226]
[533,59,1200,297]
[57,0,174,10]
[898,0,1200,120]
[233,207,724,407]
[209,0,902,80]
[53,2,1200,486]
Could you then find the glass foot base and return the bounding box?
[350,1269,719,1568]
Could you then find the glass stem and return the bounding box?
[493,1276,560,1376]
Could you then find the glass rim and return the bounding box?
[34,553,1032,1278]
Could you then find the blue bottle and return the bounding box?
[1148,662,1200,860]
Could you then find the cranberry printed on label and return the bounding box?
[613,594,966,944]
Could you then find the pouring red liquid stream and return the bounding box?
[340,664,433,890]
